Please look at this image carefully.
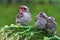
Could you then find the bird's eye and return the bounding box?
[42,16,44,17]
[23,8,27,10]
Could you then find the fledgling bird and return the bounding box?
[16,5,32,26]
[46,17,57,34]
[35,12,48,30]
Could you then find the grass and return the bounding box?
[0,2,60,36]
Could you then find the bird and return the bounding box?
[35,12,48,31]
[16,5,32,26]
[46,17,57,35]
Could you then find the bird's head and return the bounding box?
[48,17,55,22]
[19,5,29,13]
[39,12,48,19]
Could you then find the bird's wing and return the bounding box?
[16,13,23,18]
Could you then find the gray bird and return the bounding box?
[46,17,57,34]
[16,5,32,26]
[35,12,48,30]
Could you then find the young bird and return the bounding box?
[35,12,48,30]
[46,17,57,34]
[16,5,32,26]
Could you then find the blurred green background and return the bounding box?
[0,0,60,36]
